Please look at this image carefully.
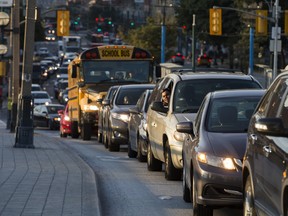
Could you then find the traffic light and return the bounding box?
[130,22,135,27]
[209,8,222,36]
[256,10,268,35]
[57,10,70,36]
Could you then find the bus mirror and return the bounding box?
[155,65,161,78]
[72,65,77,78]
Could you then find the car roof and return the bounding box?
[165,71,258,82]
[117,84,155,89]
[210,89,266,99]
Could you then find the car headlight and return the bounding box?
[111,113,129,122]
[174,130,185,142]
[53,117,61,121]
[83,105,99,111]
[64,115,70,121]
[45,102,50,105]
[197,152,236,170]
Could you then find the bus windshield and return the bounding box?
[82,60,151,83]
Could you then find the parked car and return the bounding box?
[97,85,119,145]
[33,104,64,130]
[103,84,155,152]
[31,91,52,107]
[242,71,288,216]
[58,104,71,137]
[128,88,154,162]
[176,89,265,216]
[146,71,263,180]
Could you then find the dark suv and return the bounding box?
[146,71,263,180]
[243,71,288,216]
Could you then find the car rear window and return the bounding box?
[173,79,262,113]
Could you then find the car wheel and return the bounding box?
[284,193,288,216]
[183,159,191,202]
[81,123,91,140]
[128,141,137,158]
[164,141,182,180]
[71,121,79,139]
[147,139,162,171]
[192,174,213,216]
[108,127,119,152]
[243,175,256,216]
[48,120,54,130]
[137,137,147,162]
[98,131,103,143]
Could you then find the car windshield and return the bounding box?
[206,96,261,133]
[116,88,149,105]
[47,106,64,114]
[173,79,261,114]
[32,93,49,99]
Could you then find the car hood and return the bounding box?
[174,113,197,122]
[207,132,247,159]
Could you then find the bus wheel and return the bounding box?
[71,121,79,139]
[81,123,91,140]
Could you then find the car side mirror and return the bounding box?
[102,99,110,106]
[151,101,167,113]
[176,122,194,135]
[255,117,288,136]
[58,110,64,115]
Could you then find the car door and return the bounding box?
[148,78,173,161]
[252,76,288,215]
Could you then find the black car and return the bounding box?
[176,89,265,216]
[128,88,154,161]
[169,52,185,65]
[243,71,288,216]
[102,84,155,152]
[33,104,65,130]
[98,85,119,145]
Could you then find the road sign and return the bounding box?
[57,10,70,37]
[0,0,12,7]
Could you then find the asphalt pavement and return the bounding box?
[0,103,101,216]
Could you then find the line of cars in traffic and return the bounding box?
[47,66,288,216]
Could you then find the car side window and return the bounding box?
[194,96,207,135]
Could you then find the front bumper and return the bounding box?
[194,161,243,207]
[110,118,128,145]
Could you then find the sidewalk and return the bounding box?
[0,121,101,216]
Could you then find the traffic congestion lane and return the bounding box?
[41,129,243,216]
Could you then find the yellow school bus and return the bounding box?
[67,45,156,140]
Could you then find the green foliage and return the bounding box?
[118,18,177,63]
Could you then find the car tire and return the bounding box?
[164,141,182,180]
[108,127,120,152]
[147,139,162,171]
[137,137,147,162]
[81,123,91,140]
[48,120,54,130]
[71,121,80,139]
[98,131,103,143]
[243,175,256,216]
[183,160,191,202]
[193,174,213,216]
[128,141,137,158]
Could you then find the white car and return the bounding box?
[31,91,52,107]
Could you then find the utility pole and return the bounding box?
[14,0,36,148]
[160,0,166,63]
[10,0,20,133]
[272,0,279,81]
[191,14,196,72]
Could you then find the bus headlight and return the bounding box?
[83,105,99,111]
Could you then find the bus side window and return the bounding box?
[72,65,77,78]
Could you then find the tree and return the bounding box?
[118,18,177,63]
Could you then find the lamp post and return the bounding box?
[0,12,9,111]
[14,0,36,148]
[191,14,196,72]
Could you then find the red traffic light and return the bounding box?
[95,17,99,22]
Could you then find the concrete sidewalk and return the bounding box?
[0,121,100,216]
